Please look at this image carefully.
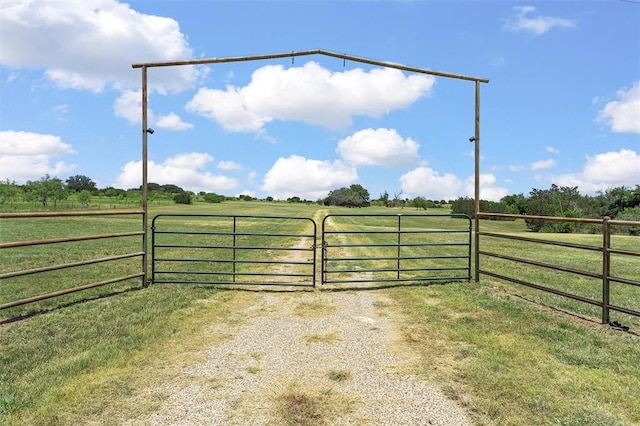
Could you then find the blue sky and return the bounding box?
[1,0,639,201]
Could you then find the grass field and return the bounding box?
[1,201,639,425]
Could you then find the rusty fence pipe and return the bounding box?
[0,252,145,280]
[0,210,146,312]
[474,80,481,282]
[477,212,640,322]
[0,273,145,310]
[602,217,611,324]
[132,49,490,83]
[141,65,149,288]
[0,209,143,219]
[0,231,144,249]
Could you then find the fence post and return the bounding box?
[602,216,611,324]
[397,214,402,280]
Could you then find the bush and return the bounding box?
[203,193,225,203]
[173,192,192,204]
[615,207,640,235]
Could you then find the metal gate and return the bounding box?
[151,214,317,287]
[151,213,471,287]
[321,213,472,285]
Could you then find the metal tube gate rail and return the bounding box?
[321,213,472,285]
[477,212,640,324]
[151,214,317,287]
[0,210,145,311]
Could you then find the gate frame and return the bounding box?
[132,49,489,286]
[321,213,472,285]
[151,213,317,287]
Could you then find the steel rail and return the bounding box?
[0,231,143,249]
[0,273,144,310]
[0,210,143,218]
[1,252,144,279]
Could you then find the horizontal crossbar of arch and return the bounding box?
[132,48,489,84]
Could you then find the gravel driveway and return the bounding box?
[125,289,470,425]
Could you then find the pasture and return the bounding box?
[1,201,639,425]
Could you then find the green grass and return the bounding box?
[0,285,262,425]
[1,202,639,425]
[386,282,640,425]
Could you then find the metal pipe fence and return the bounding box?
[0,210,145,311]
[477,213,640,324]
[322,213,472,285]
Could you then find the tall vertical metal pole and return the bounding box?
[474,80,481,282]
[602,216,611,324]
[141,66,149,287]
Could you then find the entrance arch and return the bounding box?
[132,49,489,285]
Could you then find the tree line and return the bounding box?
[0,175,232,207]
[1,175,638,235]
[450,184,640,234]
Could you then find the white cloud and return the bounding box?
[504,6,574,35]
[400,166,508,201]
[510,158,557,172]
[545,149,640,193]
[545,146,560,154]
[114,90,143,123]
[114,90,191,131]
[466,174,509,202]
[217,161,243,171]
[399,167,464,201]
[113,152,238,193]
[531,159,556,170]
[261,155,358,200]
[47,104,70,122]
[155,112,193,131]
[0,0,198,92]
[596,82,640,134]
[0,130,76,182]
[337,128,420,166]
[186,61,435,133]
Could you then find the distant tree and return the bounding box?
[160,184,184,194]
[349,184,370,202]
[324,185,370,207]
[378,191,389,205]
[616,207,640,235]
[412,197,437,210]
[500,193,527,214]
[66,175,97,193]
[203,192,225,203]
[173,192,192,204]
[450,197,475,217]
[144,182,162,192]
[78,190,92,208]
[287,196,301,203]
[524,185,582,231]
[24,175,68,207]
[598,186,640,217]
[266,196,274,202]
[0,180,21,206]
[102,187,124,197]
